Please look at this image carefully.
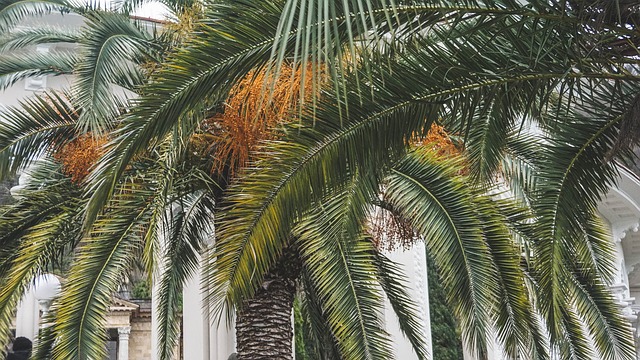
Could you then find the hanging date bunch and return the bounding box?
[200,62,318,176]
[371,123,464,251]
[54,134,107,184]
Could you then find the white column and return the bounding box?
[151,267,161,360]
[215,314,235,360]
[118,326,131,360]
[183,267,213,360]
[15,289,38,341]
[384,241,433,359]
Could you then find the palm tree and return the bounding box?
[0,0,209,358]
[1,0,639,359]
[79,0,639,359]
[0,2,429,360]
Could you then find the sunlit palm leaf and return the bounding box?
[0,162,81,350]
[51,182,155,359]
[531,84,639,359]
[297,273,343,359]
[0,0,75,32]
[384,149,495,356]
[293,172,395,359]
[85,0,618,222]
[374,252,430,360]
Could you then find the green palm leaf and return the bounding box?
[0,50,76,90]
[477,197,548,359]
[84,0,615,222]
[73,11,159,134]
[0,162,81,350]
[0,26,80,51]
[531,86,638,358]
[374,252,430,360]
[297,272,343,359]
[293,174,394,359]
[0,91,78,180]
[51,182,154,359]
[0,0,75,32]
[383,149,495,356]
[155,191,215,360]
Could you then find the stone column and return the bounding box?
[183,266,213,360]
[216,313,235,360]
[15,288,38,341]
[118,326,131,360]
[384,241,433,359]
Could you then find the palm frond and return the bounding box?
[0,163,81,350]
[558,305,594,359]
[499,132,542,205]
[0,91,78,180]
[51,182,154,359]
[83,0,637,223]
[374,252,430,360]
[73,11,159,134]
[0,0,75,32]
[0,26,80,52]
[0,50,76,91]
[297,273,343,359]
[478,197,549,359]
[292,177,394,359]
[569,259,635,360]
[84,0,291,222]
[203,39,640,344]
[155,191,214,360]
[32,314,56,359]
[530,83,639,358]
[383,149,495,356]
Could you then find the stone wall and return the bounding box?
[130,318,153,360]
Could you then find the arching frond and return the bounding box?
[383,150,496,356]
[292,173,395,360]
[478,197,548,359]
[84,0,636,223]
[51,182,155,359]
[0,26,80,52]
[0,162,81,350]
[0,50,76,91]
[297,272,343,359]
[73,11,159,134]
[155,191,215,360]
[0,91,78,180]
[375,252,430,360]
[0,0,75,32]
[530,84,639,359]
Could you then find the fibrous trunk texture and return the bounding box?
[235,250,300,360]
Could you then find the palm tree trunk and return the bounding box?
[235,249,300,360]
